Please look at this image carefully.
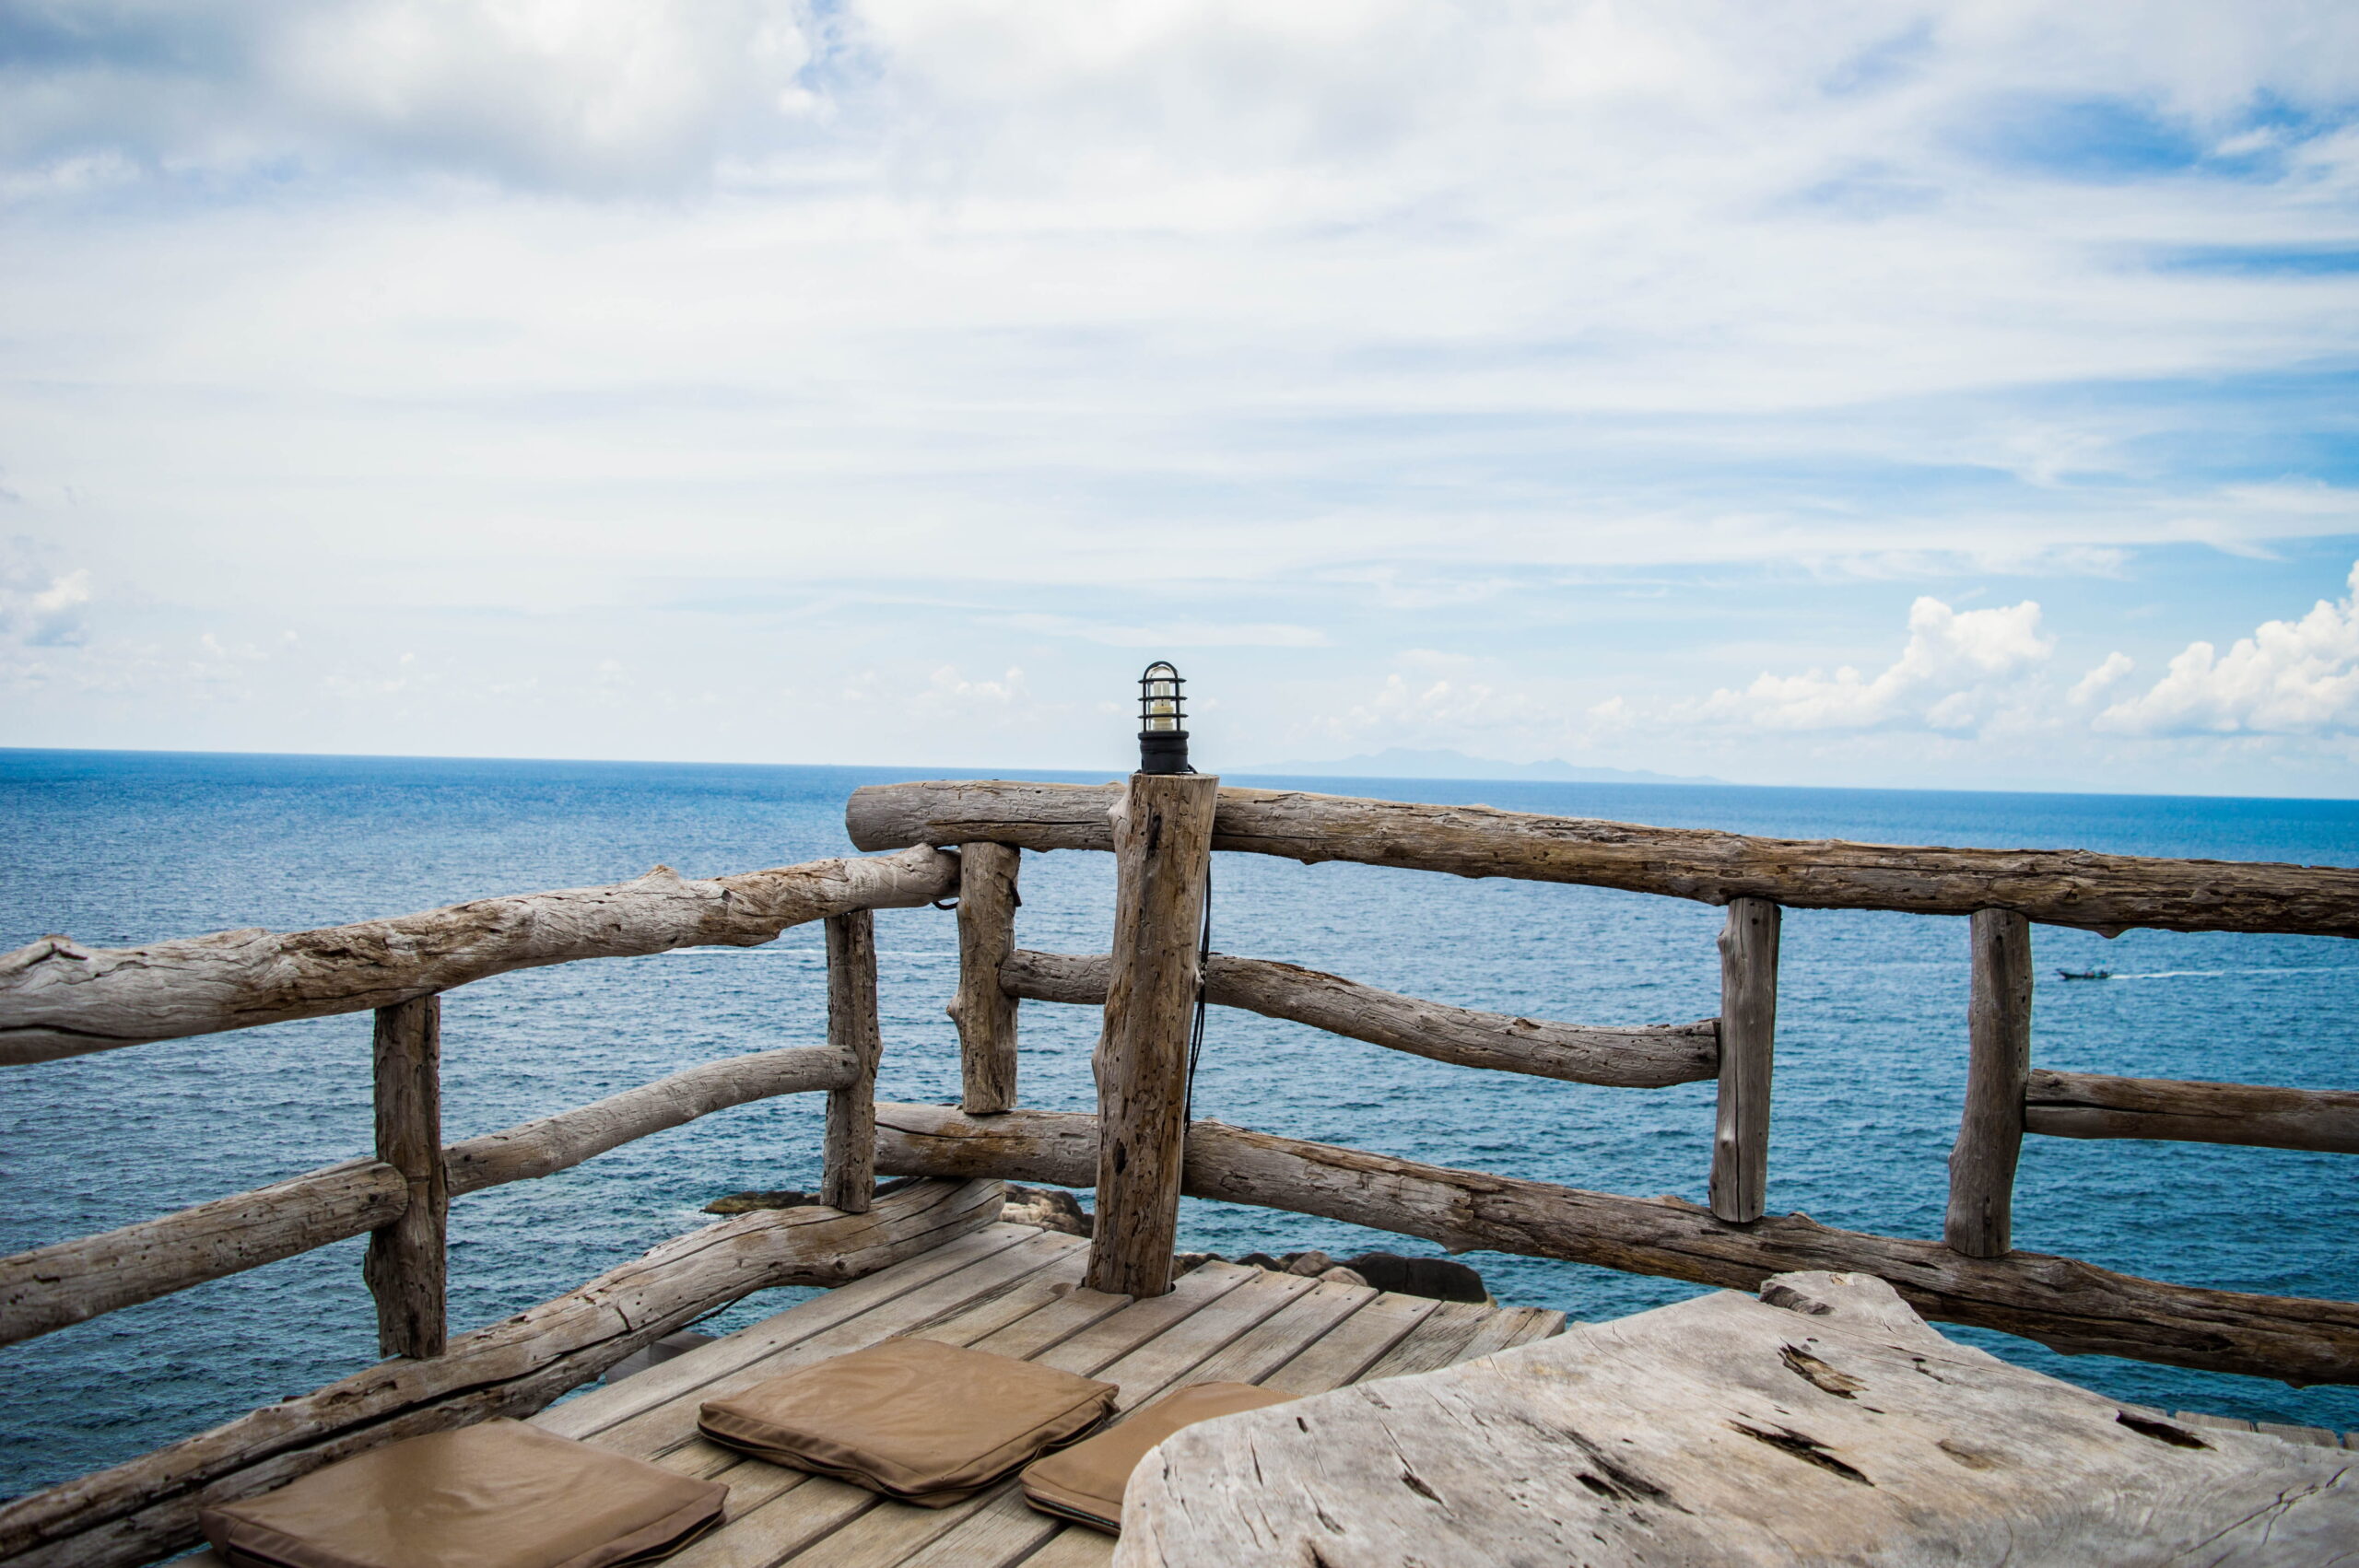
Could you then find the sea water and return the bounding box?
[2,747,2355,1498]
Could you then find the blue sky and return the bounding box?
[3,1,2357,794]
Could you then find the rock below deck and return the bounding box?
[1117,1270,2358,1567]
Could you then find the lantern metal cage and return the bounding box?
[1137,661,1191,773]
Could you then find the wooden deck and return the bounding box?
[197,1222,1563,1568]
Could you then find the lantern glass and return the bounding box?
[1137,662,1189,761]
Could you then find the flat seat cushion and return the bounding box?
[196,1417,728,1568]
[1020,1382,1297,1532]
[697,1338,1118,1507]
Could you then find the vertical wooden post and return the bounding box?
[1086,772,1218,1299]
[364,994,446,1359]
[822,908,884,1213]
[1946,907,2033,1258]
[1709,897,1779,1223]
[948,842,1022,1114]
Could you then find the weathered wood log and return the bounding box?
[821,910,883,1212]
[1709,898,1778,1223]
[1948,909,2034,1257]
[847,780,2359,936]
[364,995,446,1358]
[1087,773,1218,1299]
[442,1045,853,1197]
[2026,1069,2359,1154]
[1003,949,1719,1088]
[1119,1270,2358,1567]
[0,1178,1004,1568]
[0,845,958,1064]
[0,1162,407,1349]
[949,841,1023,1112]
[872,1103,2359,1386]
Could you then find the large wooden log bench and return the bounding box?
[1117,1270,2359,1567]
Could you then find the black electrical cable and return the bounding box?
[1184,859,1211,1123]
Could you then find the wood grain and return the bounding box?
[0,1161,407,1349]
[949,842,1022,1113]
[821,910,883,1212]
[847,779,2359,936]
[1947,909,2033,1257]
[1118,1270,2358,1566]
[0,845,957,1064]
[1003,949,1719,1088]
[363,994,446,1358]
[1087,773,1218,1299]
[2026,1069,2359,1154]
[0,1178,1004,1568]
[1709,898,1778,1223]
[872,1103,2359,1386]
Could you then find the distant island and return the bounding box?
[1228,747,1722,786]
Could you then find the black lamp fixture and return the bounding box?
[1136,661,1191,773]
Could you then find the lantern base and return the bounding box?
[1137,731,1192,774]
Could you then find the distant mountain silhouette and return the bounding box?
[1229,747,1721,786]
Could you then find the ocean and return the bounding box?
[3,747,2356,1499]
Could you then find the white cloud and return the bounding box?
[0,544,92,649]
[2096,562,2359,735]
[1690,597,2053,731]
[2069,650,2135,704]
[1003,615,1328,648]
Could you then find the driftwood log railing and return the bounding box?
[2,777,2356,1566]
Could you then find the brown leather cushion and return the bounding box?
[697,1338,1118,1508]
[1020,1382,1298,1532]
[196,1417,728,1568]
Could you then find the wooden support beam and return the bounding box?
[1086,772,1218,1299]
[948,841,1022,1112]
[364,995,446,1359]
[0,1179,1005,1568]
[1947,909,2034,1258]
[0,845,958,1065]
[2026,1069,2359,1154]
[1003,948,1719,1088]
[821,909,883,1212]
[443,1045,853,1197]
[1709,898,1778,1223]
[0,1162,406,1350]
[846,779,2359,937]
[873,1104,2359,1387]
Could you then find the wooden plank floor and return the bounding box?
[507,1223,1562,1568]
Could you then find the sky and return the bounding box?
[3,2,2358,796]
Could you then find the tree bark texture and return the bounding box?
[1709,898,1778,1223]
[0,845,957,1064]
[364,995,446,1359]
[821,910,883,1212]
[0,1179,1004,1568]
[949,842,1022,1112]
[1086,773,1218,1299]
[1947,909,2034,1258]
[872,1103,2359,1387]
[2026,1069,2359,1154]
[0,1162,406,1350]
[1118,1271,2357,1568]
[1003,948,1719,1088]
[846,779,2359,937]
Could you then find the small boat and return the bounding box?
[2055,967,2113,981]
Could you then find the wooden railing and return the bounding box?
[0,846,1004,1568]
[5,778,2357,1566]
[846,778,2359,1386]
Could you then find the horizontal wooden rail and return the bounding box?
[0,1161,406,1349]
[873,1104,2359,1387]
[0,1179,1005,1568]
[0,845,958,1065]
[848,781,2359,937]
[1,1047,858,1348]
[446,1044,856,1195]
[1004,949,1719,1088]
[2026,1069,2359,1155]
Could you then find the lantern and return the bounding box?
[1137,661,1191,774]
